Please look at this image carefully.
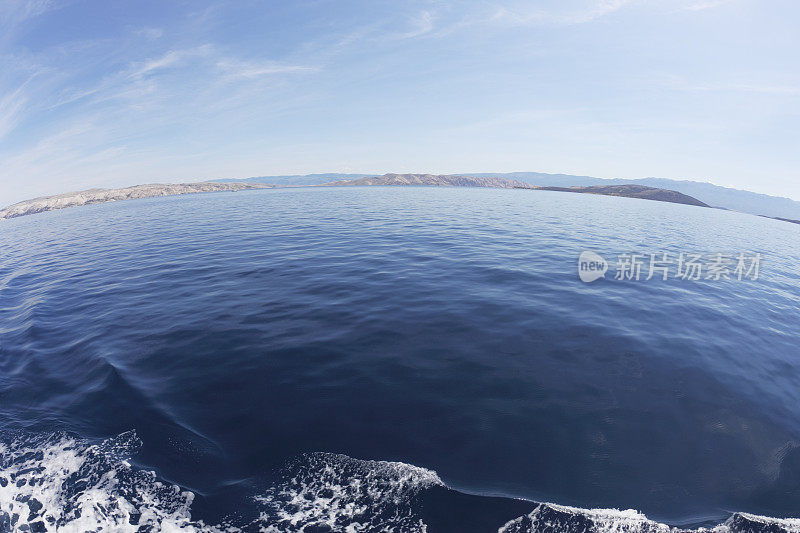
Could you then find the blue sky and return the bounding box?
[1,0,799,205]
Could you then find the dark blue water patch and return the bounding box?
[1,187,799,530]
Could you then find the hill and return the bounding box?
[465,173,800,219]
[212,174,373,186]
[323,173,532,188]
[0,182,270,220]
[217,172,800,219]
[323,174,708,208]
[536,184,710,207]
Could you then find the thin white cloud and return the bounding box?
[683,0,734,11]
[135,27,164,40]
[215,59,316,80]
[0,0,54,46]
[0,84,29,141]
[655,74,800,96]
[397,10,435,38]
[492,0,634,26]
[127,46,314,83]
[0,0,52,27]
[135,51,183,76]
[0,61,49,142]
[131,46,214,78]
[721,84,799,95]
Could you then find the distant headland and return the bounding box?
[0,182,271,220]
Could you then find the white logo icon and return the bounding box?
[578,251,607,283]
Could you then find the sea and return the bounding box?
[0,186,799,532]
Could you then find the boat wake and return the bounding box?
[1,430,799,532]
[255,452,442,532]
[0,431,200,532]
[498,504,800,533]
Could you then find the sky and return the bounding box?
[1,0,799,205]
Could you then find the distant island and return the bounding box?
[323,173,532,189]
[534,184,710,207]
[216,171,800,221]
[323,174,709,207]
[0,182,271,220]
[761,215,800,225]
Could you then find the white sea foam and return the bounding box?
[254,452,443,532]
[725,513,800,532]
[499,503,800,533]
[499,503,671,533]
[0,431,216,532]
[1,432,798,532]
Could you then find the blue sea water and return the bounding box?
[0,186,799,532]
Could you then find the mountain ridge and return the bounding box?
[321,174,709,208]
[216,172,800,219]
[322,173,533,189]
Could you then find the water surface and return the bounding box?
[1,187,799,531]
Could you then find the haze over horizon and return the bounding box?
[2,0,799,205]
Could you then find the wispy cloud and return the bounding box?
[215,59,316,80]
[491,0,634,26]
[0,56,51,143]
[397,10,435,38]
[682,0,734,11]
[0,0,56,48]
[134,50,185,77]
[126,45,315,83]
[0,0,52,27]
[135,27,164,40]
[130,46,215,78]
[0,83,30,141]
[655,74,800,96]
